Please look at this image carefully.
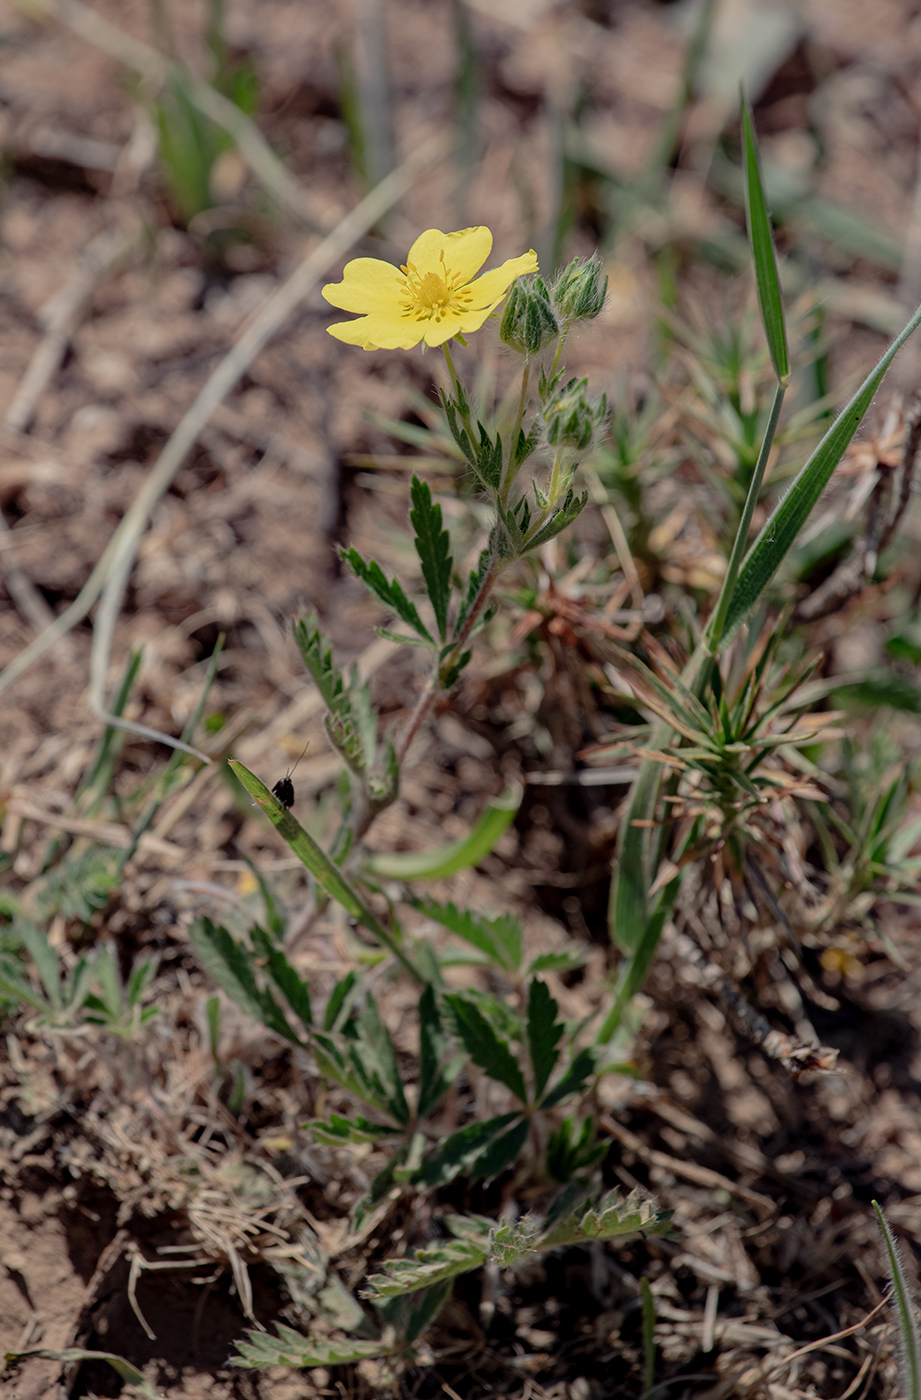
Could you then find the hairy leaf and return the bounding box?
[410,476,453,642]
[444,994,527,1101]
[527,978,564,1101]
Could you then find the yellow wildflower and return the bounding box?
[322,226,538,351]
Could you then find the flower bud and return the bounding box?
[544,377,606,451]
[499,275,559,356]
[551,254,608,326]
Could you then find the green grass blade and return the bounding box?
[721,298,921,645]
[873,1201,921,1400]
[229,760,423,981]
[366,787,521,880]
[741,93,788,384]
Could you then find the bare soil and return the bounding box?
[2,2,921,1398]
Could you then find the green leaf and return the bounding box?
[539,1046,598,1110]
[721,297,921,645]
[365,1233,488,1300]
[454,548,491,640]
[444,994,527,1101]
[417,985,459,1120]
[527,978,564,1101]
[342,547,434,645]
[528,949,587,975]
[410,476,452,642]
[740,92,789,383]
[405,1279,454,1343]
[3,1349,161,1399]
[469,1115,529,1181]
[293,616,375,774]
[414,898,522,973]
[365,786,521,881]
[351,994,410,1126]
[524,489,588,553]
[413,1112,522,1188]
[310,1112,399,1144]
[873,1202,921,1400]
[232,1327,390,1370]
[188,918,299,1045]
[229,761,423,982]
[250,926,312,1030]
[325,970,360,1032]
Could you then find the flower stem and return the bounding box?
[500,359,531,505]
[395,554,501,764]
[442,341,475,437]
[549,329,569,381]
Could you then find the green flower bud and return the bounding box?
[551,254,608,325]
[499,274,559,356]
[544,377,607,451]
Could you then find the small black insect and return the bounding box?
[272,741,309,810]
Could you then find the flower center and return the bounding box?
[399,252,474,324]
[415,271,449,309]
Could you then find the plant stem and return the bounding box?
[706,379,785,652]
[395,554,501,764]
[549,329,568,381]
[442,341,475,436]
[500,359,531,505]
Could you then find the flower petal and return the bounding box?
[422,305,496,347]
[463,250,539,309]
[322,257,405,313]
[406,226,493,284]
[328,313,423,351]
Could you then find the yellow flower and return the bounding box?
[322,226,538,351]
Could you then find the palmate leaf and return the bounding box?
[410,476,452,642]
[443,993,527,1101]
[342,547,434,645]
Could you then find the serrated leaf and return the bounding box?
[188,918,299,1045]
[527,978,564,1101]
[444,994,527,1101]
[365,1234,488,1300]
[415,898,522,973]
[539,1045,598,1110]
[342,548,434,644]
[469,1114,529,1181]
[250,926,312,1030]
[351,994,410,1126]
[232,1328,389,1370]
[741,93,789,383]
[413,1111,522,1188]
[454,548,491,640]
[418,984,458,1119]
[410,476,452,642]
[524,490,588,553]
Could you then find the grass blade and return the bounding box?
[721,298,921,645]
[229,760,423,981]
[366,787,521,880]
[741,92,788,383]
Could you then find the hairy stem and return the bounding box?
[395,554,501,764]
